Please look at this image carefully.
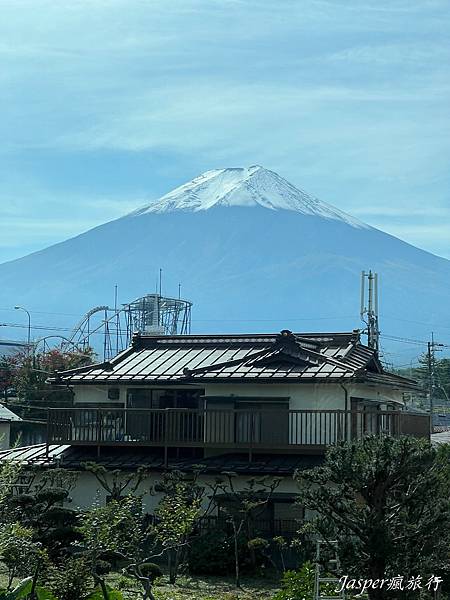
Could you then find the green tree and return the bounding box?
[0,458,22,521]
[273,560,315,600]
[152,470,205,584]
[82,463,147,502]
[208,473,281,588]
[399,353,450,406]
[0,460,67,599]
[296,436,450,600]
[0,523,47,592]
[77,496,143,600]
[0,356,16,402]
[9,347,96,417]
[46,556,94,600]
[9,469,79,560]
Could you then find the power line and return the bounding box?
[383,314,450,330]
[0,307,80,317]
[191,316,357,322]
[380,333,450,348]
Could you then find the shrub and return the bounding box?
[0,523,47,589]
[188,529,246,575]
[47,556,94,600]
[273,561,314,600]
[94,559,112,576]
[139,562,163,582]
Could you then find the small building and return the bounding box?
[0,329,428,535]
[0,403,22,450]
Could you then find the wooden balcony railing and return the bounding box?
[47,407,430,452]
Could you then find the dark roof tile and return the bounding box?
[50,330,418,390]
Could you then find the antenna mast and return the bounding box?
[360,270,380,353]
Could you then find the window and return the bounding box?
[235,400,289,444]
[127,388,203,409]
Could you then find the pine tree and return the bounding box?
[296,436,450,600]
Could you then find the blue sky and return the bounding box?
[0,0,449,262]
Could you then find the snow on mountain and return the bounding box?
[129,166,368,229]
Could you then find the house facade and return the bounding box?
[0,329,429,535]
[47,329,427,454]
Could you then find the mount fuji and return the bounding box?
[0,165,449,359]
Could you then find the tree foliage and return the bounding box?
[9,469,79,560]
[1,348,96,413]
[296,435,450,600]
[152,470,205,584]
[399,354,450,404]
[0,523,48,592]
[78,496,143,562]
[82,463,147,502]
[273,561,315,600]
[0,459,22,521]
[0,357,16,401]
[206,473,282,588]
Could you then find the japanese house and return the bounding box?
[0,329,428,536]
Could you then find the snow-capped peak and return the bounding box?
[128,166,369,229]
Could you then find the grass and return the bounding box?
[1,570,280,600]
[1,565,280,599]
[111,573,280,600]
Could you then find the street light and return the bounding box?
[14,305,31,350]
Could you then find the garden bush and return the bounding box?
[47,556,94,600]
[139,562,163,582]
[188,529,247,575]
[273,561,314,600]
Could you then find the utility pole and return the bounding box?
[14,305,31,354]
[360,271,380,353]
[114,284,119,357]
[427,332,444,433]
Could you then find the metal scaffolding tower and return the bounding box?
[64,293,192,360]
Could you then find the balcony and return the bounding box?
[47,407,430,453]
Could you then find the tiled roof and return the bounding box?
[50,329,419,390]
[431,431,450,446]
[0,444,69,465]
[0,444,323,475]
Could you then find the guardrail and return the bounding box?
[47,407,430,452]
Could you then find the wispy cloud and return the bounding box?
[0,0,448,259]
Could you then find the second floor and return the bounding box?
[47,330,429,452]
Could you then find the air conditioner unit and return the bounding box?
[108,388,120,400]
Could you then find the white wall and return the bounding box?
[0,422,11,450]
[73,386,125,405]
[204,382,344,409]
[28,469,299,513]
[73,381,404,411]
[73,384,205,406]
[204,381,404,409]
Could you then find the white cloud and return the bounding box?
[0,0,448,260]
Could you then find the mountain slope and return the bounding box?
[0,167,449,357]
